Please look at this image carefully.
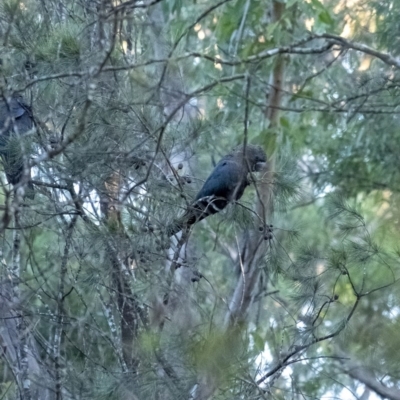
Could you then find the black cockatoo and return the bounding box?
[168,144,267,236]
[0,95,34,191]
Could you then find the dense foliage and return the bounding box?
[0,0,399,399]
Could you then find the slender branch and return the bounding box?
[53,215,77,400]
[315,33,400,69]
[97,288,128,373]
[335,347,400,400]
[256,296,361,385]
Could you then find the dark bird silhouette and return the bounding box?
[168,144,267,236]
[0,95,34,192]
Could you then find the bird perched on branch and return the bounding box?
[167,144,267,237]
[0,94,34,193]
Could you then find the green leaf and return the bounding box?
[280,117,290,129]
[251,332,265,352]
[318,10,334,26]
[266,22,279,40]
[310,0,325,11]
[286,0,299,7]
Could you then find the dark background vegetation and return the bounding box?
[0,0,400,399]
